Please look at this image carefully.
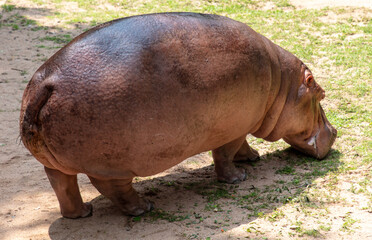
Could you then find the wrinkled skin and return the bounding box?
[20,13,337,218]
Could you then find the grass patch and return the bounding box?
[146,209,190,222]
[1,13,37,29]
[275,166,295,175]
[341,215,358,232]
[40,34,72,45]
[302,228,322,237]
[1,4,16,12]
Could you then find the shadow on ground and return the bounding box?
[48,148,342,239]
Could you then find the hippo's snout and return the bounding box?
[284,105,337,160]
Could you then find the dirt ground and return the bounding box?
[0,1,371,240]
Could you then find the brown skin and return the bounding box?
[20,13,337,218]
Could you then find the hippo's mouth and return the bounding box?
[284,106,337,159]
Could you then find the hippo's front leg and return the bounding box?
[88,177,153,216]
[212,136,248,184]
[233,139,260,162]
[44,167,93,218]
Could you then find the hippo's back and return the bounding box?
[23,13,275,178]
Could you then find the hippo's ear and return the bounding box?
[305,75,315,88]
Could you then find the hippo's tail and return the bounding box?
[20,80,55,166]
[20,83,53,141]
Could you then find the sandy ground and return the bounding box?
[0,1,371,240]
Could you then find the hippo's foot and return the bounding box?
[63,202,93,219]
[88,176,153,216]
[216,163,247,184]
[212,136,248,184]
[44,167,93,219]
[122,198,154,216]
[233,140,260,162]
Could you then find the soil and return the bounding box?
[0,1,371,240]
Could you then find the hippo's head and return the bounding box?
[279,65,337,159]
[260,63,337,159]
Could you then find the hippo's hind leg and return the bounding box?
[233,139,260,162]
[88,177,153,216]
[212,135,247,184]
[44,167,92,218]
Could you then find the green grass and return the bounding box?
[275,166,295,175]
[341,214,359,232]
[0,13,37,30]
[146,209,190,222]
[40,34,72,45]
[1,4,16,12]
[302,228,322,237]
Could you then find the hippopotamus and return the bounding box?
[20,12,337,218]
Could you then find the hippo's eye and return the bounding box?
[305,75,314,88]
